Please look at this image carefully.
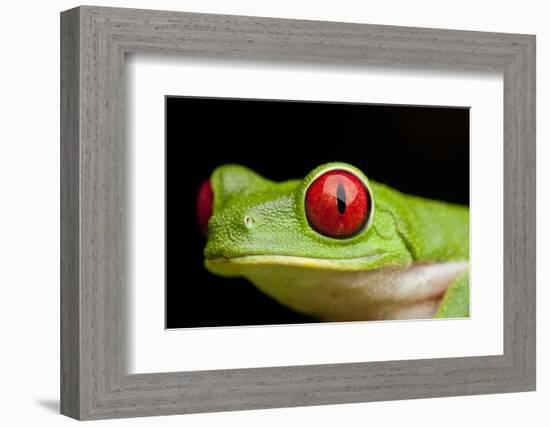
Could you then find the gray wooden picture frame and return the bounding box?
[60,5,536,420]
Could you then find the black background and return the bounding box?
[165,96,469,329]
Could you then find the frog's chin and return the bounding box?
[204,253,390,275]
[205,255,469,322]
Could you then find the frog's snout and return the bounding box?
[206,207,259,238]
[203,207,260,259]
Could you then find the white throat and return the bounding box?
[244,261,469,321]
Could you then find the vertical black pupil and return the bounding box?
[336,183,346,214]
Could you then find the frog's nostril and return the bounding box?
[196,178,213,234]
[244,215,255,229]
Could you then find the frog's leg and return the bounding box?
[434,270,469,318]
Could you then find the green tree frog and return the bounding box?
[196,162,469,321]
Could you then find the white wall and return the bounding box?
[0,0,546,425]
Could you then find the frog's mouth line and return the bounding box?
[205,253,388,271]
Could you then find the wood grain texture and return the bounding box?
[60,5,536,420]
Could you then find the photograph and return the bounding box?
[165,96,470,328]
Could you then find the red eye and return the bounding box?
[196,178,213,234]
[305,170,371,238]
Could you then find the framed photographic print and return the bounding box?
[60,6,536,420]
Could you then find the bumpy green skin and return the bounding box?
[204,162,469,318]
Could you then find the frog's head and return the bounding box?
[199,162,412,276]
